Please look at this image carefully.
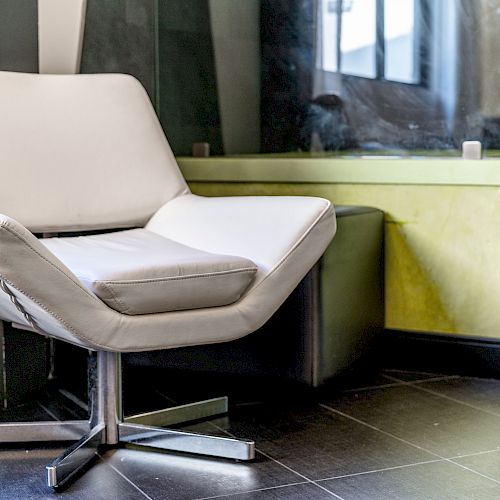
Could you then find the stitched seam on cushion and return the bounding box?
[0,274,106,349]
[97,282,131,314]
[251,201,333,293]
[0,203,332,352]
[0,221,103,304]
[94,267,257,285]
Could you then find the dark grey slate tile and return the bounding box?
[218,403,433,480]
[0,446,146,499]
[321,461,500,500]
[382,369,455,383]
[329,372,404,393]
[322,385,500,457]
[414,377,500,415]
[208,482,335,499]
[106,447,302,500]
[454,450,500,482]
[0,401,55,423]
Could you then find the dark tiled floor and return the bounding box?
[3,369,500,499]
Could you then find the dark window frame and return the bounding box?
[329,0,430,87]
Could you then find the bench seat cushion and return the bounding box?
[41,229,257,315]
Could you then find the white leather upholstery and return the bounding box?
[0,71,188,232]
[0,196,334,351]
[0,72,337,352]
[41,229,257,315]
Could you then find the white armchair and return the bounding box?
[0,71,336,488]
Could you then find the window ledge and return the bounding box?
[177,156,500,186]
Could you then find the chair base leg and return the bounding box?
[46,423,105,488]
[119,422,255,460]
[124,396,229,427]
[0,351,255,489]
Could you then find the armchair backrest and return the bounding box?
[0,72,189,232]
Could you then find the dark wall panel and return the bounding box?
[157,0,222,155]
[81,0,157,103]
[0,0,38,72]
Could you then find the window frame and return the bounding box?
[320,0,430,88]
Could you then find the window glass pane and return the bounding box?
[321,0,338,72]
[340,0,376,78]
[384,0,418,83]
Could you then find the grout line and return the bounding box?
[193,481,310,500]
[410,375,461,384]
[250,448,343,499]
[315,458,444,482]
[319,403,444,458]
[380,374,461,385]
[310,481,346,499]
[342,375,460,394]
[446,460,500,487]
[153,388,178,405]
[320,403,500,488]
[142,391,337,499]
[342,382,406,393]
[447,448,500,460]
[383,369,455,377]
[204,420,343,499]
[36,401,60,422]
[382,374,500,419]
[98,453,154,500]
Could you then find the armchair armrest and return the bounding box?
[0,215,112,348]
[146,194,336,283]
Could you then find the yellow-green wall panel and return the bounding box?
[188,182,500,339]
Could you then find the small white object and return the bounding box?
[192,142,210,157]
[462,140,482,160]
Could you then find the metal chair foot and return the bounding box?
[119,422,255,460]
[0,420,89,442]
[124,396,228,427]
[46,423,105,488]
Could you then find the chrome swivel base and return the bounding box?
[0,351,255,489]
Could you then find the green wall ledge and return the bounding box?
[177,156,500,186]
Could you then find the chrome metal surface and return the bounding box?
[88,351,102,428]
[101,351,121,445]
[125,396,228,427]
[119,422,255,460]
[0,321,6,410]
[0,421,89,442]
[46,423,105,488]
[1,346,254,489]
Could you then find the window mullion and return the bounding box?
[336,0,343,73]
[376,0,385,79]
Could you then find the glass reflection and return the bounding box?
[340,0,376,79]
[155,0,500,156]
[384,0,418,83]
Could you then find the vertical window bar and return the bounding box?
[376,0,385,79]
[336,0,343,73]
[417,0,430,87]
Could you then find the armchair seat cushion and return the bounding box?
[41,229,257,315]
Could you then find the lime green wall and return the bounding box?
[186,180,500,339]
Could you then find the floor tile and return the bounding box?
[206,482,336,499]
[321,460,500,500]
[219,403,434,480]
[0,401,55,423]
[322,385,500,457]
[106,447,302,500]
[327,372,403,393]
[382,369,454,383]
[413,377,500,415]
[454,450,500,482]
[0,446,146,499]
